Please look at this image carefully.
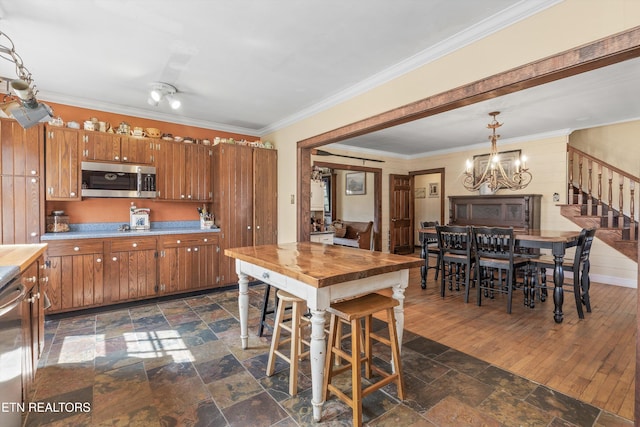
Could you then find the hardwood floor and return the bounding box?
[401,266,636,421]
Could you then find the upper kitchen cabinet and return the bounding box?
[155,139,211,201]
[213,144,277,285]
[0,119,44,244]
[81,132,153,164]
[0,118,42,177]
[45,125,81,201]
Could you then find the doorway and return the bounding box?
[411,167,445,248]
[313,160,382,251]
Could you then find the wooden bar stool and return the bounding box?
[265,290,310,396]
[322,293,404,427]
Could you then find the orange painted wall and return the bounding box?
[43,101,256,224]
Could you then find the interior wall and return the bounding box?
[334,170,375,222]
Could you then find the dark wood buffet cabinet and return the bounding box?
[448,194,542,231]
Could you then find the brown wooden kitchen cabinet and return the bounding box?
[0,119,44,244]
[155,139,211,201]
[213,144,277,285]
[45,125,81,201]
[21,255,47,403]
[106,236,157,302]
[81,132,153,164]
[158,233,219,294]
[45,239,104,313]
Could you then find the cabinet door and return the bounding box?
[0,118,41,176]
[188,235,219,290]
[155,140,185,200]
[108,237,157,302]
[254,148,277,245]
[81,132,120,162]
[46,240,104,313]
[1,175,41,243]
[45,126,80,200]
[121,136,152,164]
[310,180,324,211]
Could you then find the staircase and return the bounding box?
[563,146,638,262]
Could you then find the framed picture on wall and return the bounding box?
[415,187,426,199]
[473,149,521,185]
[428,182,439,197]
[345,172,366,195]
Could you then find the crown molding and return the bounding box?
[40,92,260,137]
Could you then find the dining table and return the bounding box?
[224,242,423,422]
[419,227,582,323]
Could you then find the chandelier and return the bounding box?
[462,112,531,192]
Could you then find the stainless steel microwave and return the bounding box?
[81,162,156,198]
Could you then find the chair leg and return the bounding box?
[323,315,338,401]
[258,284,272,337]
[506,268,513,314]
[386,307,405,400]
[434,253,441,281]
[266,297,286,376]
[582,263,592,313]
[363,315,372,379]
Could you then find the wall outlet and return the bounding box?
[290,194,295,204]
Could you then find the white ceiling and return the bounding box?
[0,0,638,157]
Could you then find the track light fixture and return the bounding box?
[0,31,53,128]
[148,82,181,110]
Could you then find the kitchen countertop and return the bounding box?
[41,221,221,241]
[0,244,48,289]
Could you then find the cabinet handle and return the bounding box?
[262,272,270,280]
[187,248,191,252]
[256,225,260,230]
[247,226,251,230]
[123,156,128,161]
[31,170,37,175]
[30,232,37,237]
[176,240,181,244]
[203,238,208,242]
[25,276,37,283]
[194,247,198,252]
[181,195,185,199]
[187,195,192,199]
[132,243,138,248]
[73,246,80,251]
[31,178,37,183]
[96,258,102,263]
[35,292,40,300]
[40,276,48,283]
[70,191,76,197]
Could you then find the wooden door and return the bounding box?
[253,148,277,245]
[1,176,41,243]
[389,174,413,254]
[45,126,80,200]
[81,132,120,162]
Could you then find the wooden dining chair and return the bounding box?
[436,225,473,302]
[420,221,441,288]
[529,228,596,318]
[472,226,531,313]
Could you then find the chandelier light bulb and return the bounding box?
[150,89,162,102]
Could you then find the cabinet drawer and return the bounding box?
[245,264,288,289]
[110,237,157,252]
[46,240,104,256]
[158,233,218,248]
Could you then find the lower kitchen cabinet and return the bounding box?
[45,239,104,312]
[158,233,219,294]
[21,255,47,403]
[106,236,157,302]
[45,233,220,314]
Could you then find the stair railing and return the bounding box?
[567,146,638,240]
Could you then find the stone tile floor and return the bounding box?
[24,284,633,426]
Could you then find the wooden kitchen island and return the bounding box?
[225,242,423,422]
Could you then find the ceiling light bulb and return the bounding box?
[167,95,181,110]
[150,89,162,102]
